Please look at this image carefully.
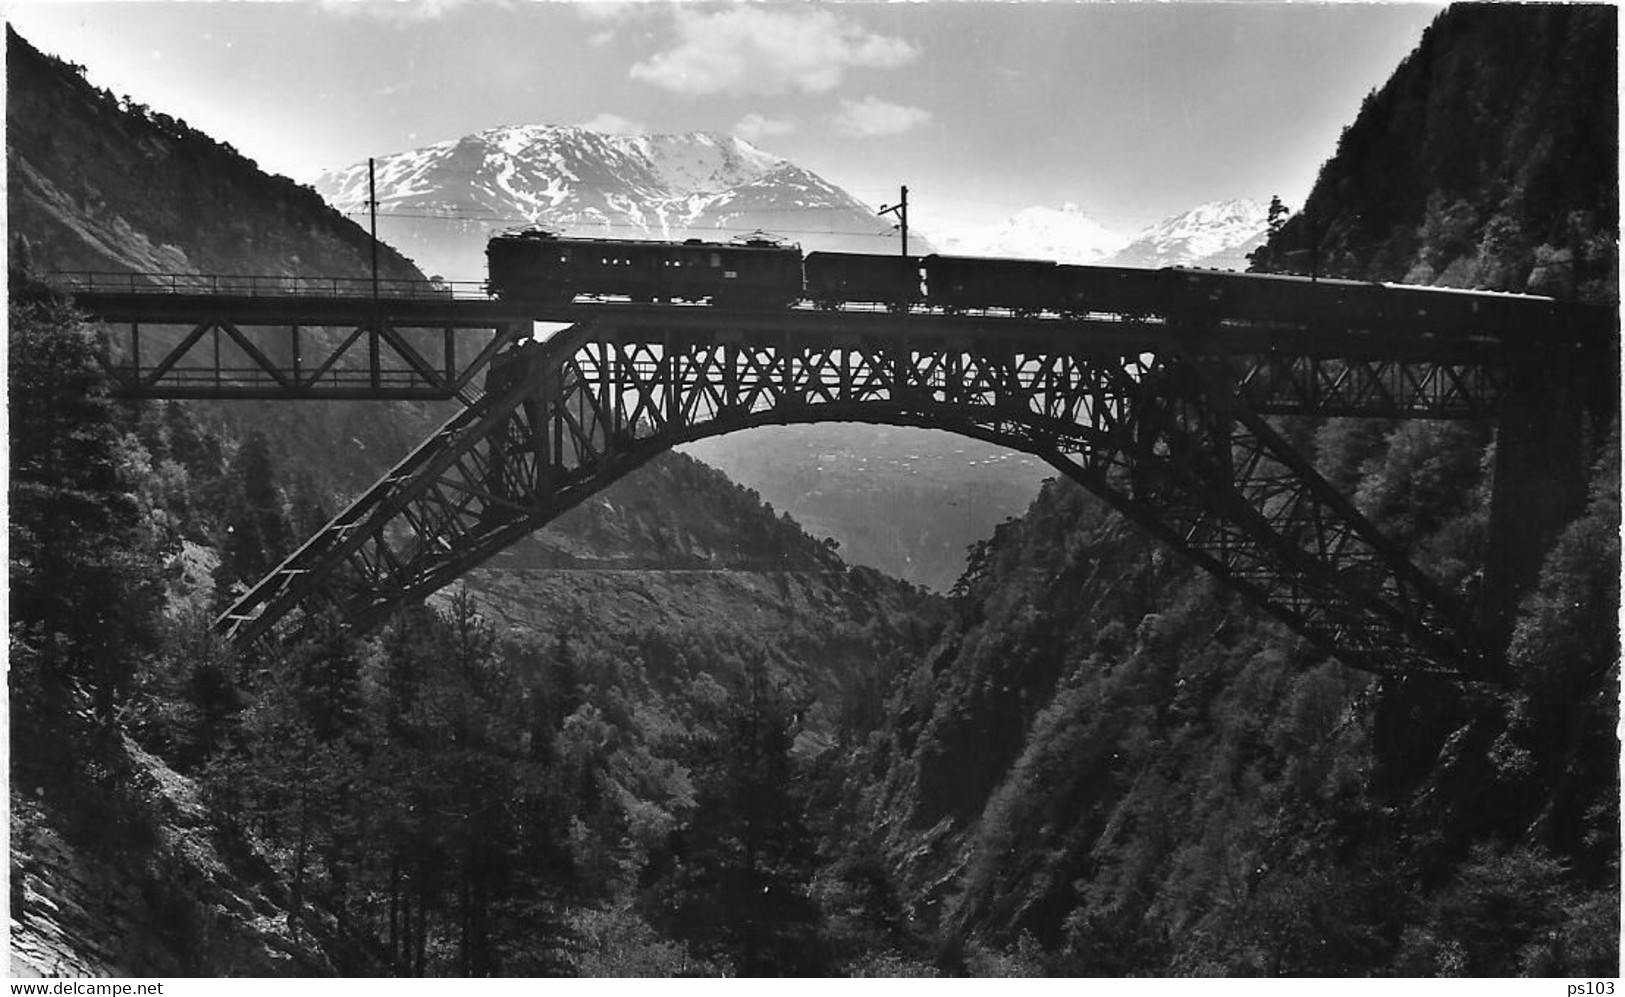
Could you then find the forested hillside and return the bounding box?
[5,25,447,496]
[1255,4,1616,303]
[836,3,1620,976]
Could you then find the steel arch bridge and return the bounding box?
[181,303,1605,683]
[61,272,1614,681]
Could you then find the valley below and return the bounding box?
[681,423,1051,592]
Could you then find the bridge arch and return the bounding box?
[218,315,1505,679]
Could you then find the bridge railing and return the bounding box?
[49,271,493,301]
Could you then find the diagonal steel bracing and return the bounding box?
[217,317,1512,679]
[99,316,523,402]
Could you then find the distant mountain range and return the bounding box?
[315,125,913,281]
[317,124,1268,282]
[927,197,1268,270]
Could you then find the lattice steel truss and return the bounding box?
[72,290,531,401]
[218,317,1524,678]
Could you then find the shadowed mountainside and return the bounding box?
[834,4,1619,975]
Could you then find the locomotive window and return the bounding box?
[711,253,722,267]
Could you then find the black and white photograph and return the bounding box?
[5,0,1618,981]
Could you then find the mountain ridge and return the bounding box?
[315,124,910,280]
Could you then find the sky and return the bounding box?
[3,0,1445,240]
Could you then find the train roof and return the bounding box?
[1167,266,1567,305]
[489,229,798,251]
[923,253,1058,267]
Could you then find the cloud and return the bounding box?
[832,97,932,137]
[578,112,646,135]
[318,0,490,22]
[574,1,639,23]
[732,113,797,144]
[630,7,916,96]
[574,1,640,45]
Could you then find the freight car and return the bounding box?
[1051,264,1173,319]
[803,251,923,311]
[921,255,1060,315]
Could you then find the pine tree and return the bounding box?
[1267,194,1292,236]
[655,662,827,975]
[9,278,163,735]
[215,431,293,604]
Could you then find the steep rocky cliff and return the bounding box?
[11,737,354,977]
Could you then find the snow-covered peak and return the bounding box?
[633,132,786,195]
[983,203,1130,264]
[316,126,797,214]
[1106,198,1269,269]
[921,203,1128,264]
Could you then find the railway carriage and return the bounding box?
[1159,268,1561,336]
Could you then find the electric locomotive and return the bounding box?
[486,228,803,307]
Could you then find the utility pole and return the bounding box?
[1306,208,1318,284]
[367,157,381,390]
[879,184,908,257]
[367,157,380,302]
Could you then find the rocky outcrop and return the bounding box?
[10,736,345,977]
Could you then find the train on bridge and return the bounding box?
[485,228,1565,335]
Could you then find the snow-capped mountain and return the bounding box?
[922,198,1267,271]
[1104,198,1268,270]
[315,125,912,281]
[925,203,1129,264]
